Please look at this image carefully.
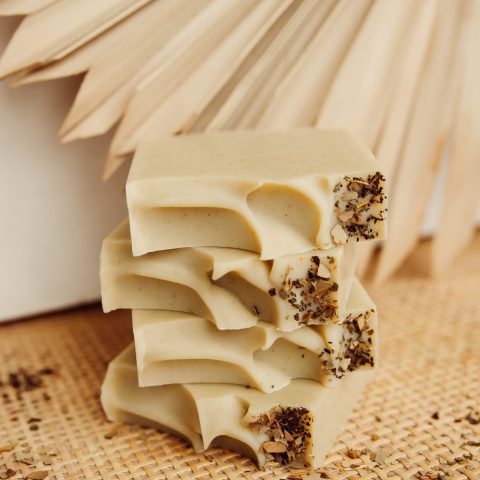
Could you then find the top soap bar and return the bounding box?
[127,129,387,258]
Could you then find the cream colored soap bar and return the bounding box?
[101,221,356,330]
[133,278,376,392]
[127,129,387,259]
[102,345,373,469]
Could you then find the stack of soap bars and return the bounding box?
[100,128,387,469]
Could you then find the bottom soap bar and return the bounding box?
[101,345,373,469]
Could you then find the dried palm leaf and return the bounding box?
[0,0,151,77]
[373,0,464,283]
[257,0,372,129]
[431,0,480,274]
[105,0,287,173]
[355,0,438,276]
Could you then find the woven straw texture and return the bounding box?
[1,235,479,480]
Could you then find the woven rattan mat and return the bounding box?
[1,237,479,480]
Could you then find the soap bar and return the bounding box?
[133,278,376,391]
[127,129,387,259]
[101,221,356,330]
[101,345,373,469]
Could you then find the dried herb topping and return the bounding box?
[270,256,339,325]
[318,310,375,378]
[331,172,387,245]
[249,406,312,468]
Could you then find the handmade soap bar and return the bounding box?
[101,221,356,330]
[133,278,376,391]
[101,345,373,469]
[127,129,387,259]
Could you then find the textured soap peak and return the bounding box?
[101,344,374,469]
[101,220,358,331]
[131,278,377,392]
[126,128,387,258]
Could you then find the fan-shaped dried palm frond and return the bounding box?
[1,0,478,279]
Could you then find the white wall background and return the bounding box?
[0,17,128,321]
